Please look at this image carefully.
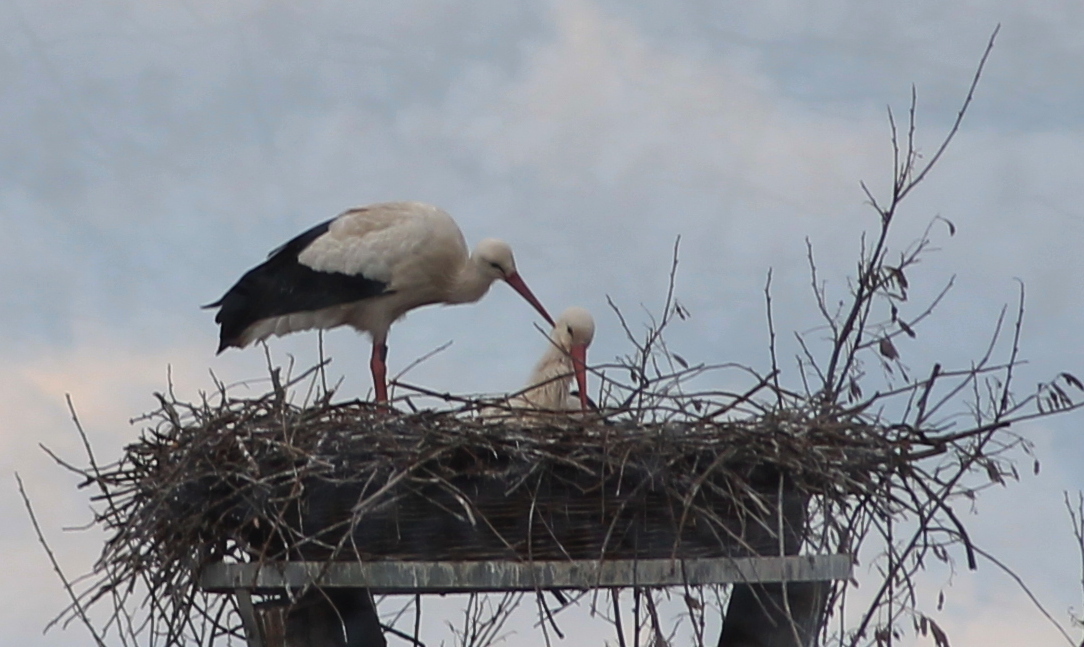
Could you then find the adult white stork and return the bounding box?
[206,201,554,402]
[503,306,595,413]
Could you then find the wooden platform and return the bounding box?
[201,554,852,595]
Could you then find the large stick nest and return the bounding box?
[65,367,924,645]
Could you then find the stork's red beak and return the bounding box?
[504,272,554,326]
[571,343,589,411]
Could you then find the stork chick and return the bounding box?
[507,306,595,412]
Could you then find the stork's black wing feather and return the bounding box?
[205,218,390,352]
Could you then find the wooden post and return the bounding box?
[716,581,827,647]
[253,589,386,647]
[235,589,265,647]
[717,469,829,647]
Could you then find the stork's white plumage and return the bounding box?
[206,202,554,402]
[506,307,595,412]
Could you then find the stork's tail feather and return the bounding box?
[209,287,255,353]
[215,337,236,355]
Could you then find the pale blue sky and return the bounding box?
[2,1,1083,645]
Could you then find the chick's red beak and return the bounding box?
[571,343,589,411]
[504,272,554,326]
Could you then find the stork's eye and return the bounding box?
[566,325,573,335]
[488,261,504,274]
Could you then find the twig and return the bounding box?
[16,473,109,647]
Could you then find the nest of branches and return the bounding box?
[90,383,905,570]
[66,368,896,645]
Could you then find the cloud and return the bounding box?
[454,0,883,208]
[583,0,1084,131]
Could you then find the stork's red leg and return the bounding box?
[370,342,389,402]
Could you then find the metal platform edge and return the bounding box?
[201,554,852,594]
